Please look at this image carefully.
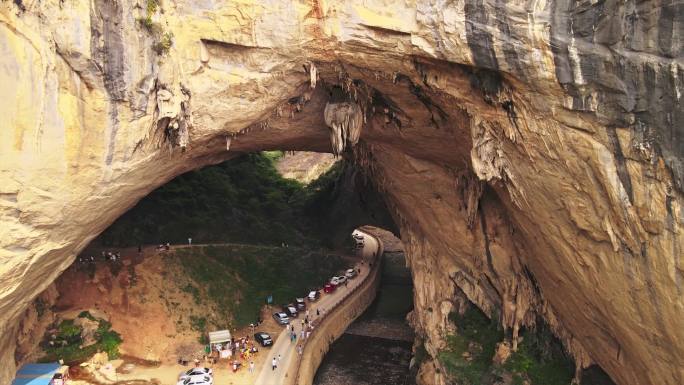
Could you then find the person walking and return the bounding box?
[278,354,282,363]
[272,357,277,371]
[188,237,192,245]
[316,308,320,317]
[249,361,255,374]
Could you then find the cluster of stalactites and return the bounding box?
[323,101,364,156]
[156,84,192,150]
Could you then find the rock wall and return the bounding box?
[0,1,681,384]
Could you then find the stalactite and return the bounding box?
[309,61,317,89]
[323,101,363,156]
[156,83,192,150]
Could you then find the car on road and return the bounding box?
[179,368,213,381]
[333,275,347,285]
[177,374,213,385]
[282,303,298,317]
[323,283,336,293]
[308,290,321,301]
[352,233,364,240]
[345,268,357,279]
[295,297,306,310]
[273,312,290,325]
[254,332,273,347]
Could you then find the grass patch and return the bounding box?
[176,244,346,328]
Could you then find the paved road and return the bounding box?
[253,230,379,385]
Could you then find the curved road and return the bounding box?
[253,230,379,385]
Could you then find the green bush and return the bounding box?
[78,311,96,321]
[57,320,82,343]
[438,307,574,385]
[40,317,122,364]
[153,32,173,54]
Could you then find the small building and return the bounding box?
[12,363,69,385]
[208,329,232,351]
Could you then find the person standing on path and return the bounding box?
[272,357,277,371]
[188,237,192,245]
[249,361,255,374]
[278,354,282,363]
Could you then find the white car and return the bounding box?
[179,368,213,381]
[345,269,357,279]
[273,312,290,325]
[308,290,321,301]
[333,276,347,285]
[177,374,213,385]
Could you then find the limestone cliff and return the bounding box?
[0,1,682,384]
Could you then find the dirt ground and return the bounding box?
[52,246,287,385]
[69,308,285,385]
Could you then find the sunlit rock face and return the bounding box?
[0,1,682,384]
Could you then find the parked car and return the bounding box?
[177,374,213,385]
[308,290,321,301]
[345,268,357,279]
[254,332,273,347]
[330,276,340,285]
[295,297,306,310]
[323,283,336,293]
[273,312,290,325]
[352,233,364,240]
[282,304,298,318]
[179,368,213,381]
[333,275,347,285]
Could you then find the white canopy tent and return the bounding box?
[208,330,231,346]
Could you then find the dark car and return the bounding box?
[254,332,273,347]
[295,297,306,310]
[282,304,298,318]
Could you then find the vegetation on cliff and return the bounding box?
[98,152,343,248]
[174,244,345,329]
[438,307,575,385]
[39,312,122,365]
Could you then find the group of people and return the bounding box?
[287,317,314,344]
[207,335,260,373]
[77,250,121,264]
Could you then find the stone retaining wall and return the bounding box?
[286,233,384,385]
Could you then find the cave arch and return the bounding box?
[1,1,682,385]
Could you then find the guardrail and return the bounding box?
[285,230,385,385]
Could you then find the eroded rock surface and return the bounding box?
[0,1,682,384]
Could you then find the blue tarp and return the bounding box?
[12,363,60,385]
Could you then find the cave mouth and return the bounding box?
[14,151,399,371]
[14,147,616,385]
